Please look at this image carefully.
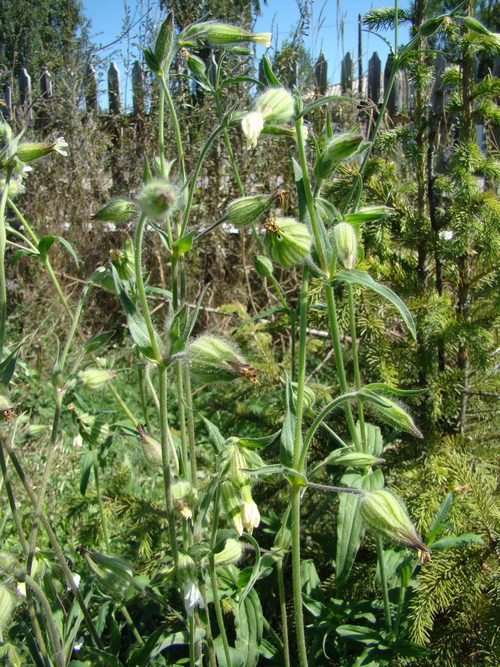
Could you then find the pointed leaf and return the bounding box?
[430,533,486,550]
[261,54,281,86]
[280,376,296,466]
[332,269,416,339]
[172,231,195,259]
[58,236,80,266]
[299,95,354,117]
[37,235,56,259]
[80,450,97,496]
[0,341,23,388]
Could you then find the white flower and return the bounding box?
[53,137,68,156]
[241,111,264,150]
[241,499,260,534]
[183,581,204,617]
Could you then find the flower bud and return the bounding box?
[178,554,197,585]
[221,481,244,536]
[214,538,243,566]
[372,397,423,438]
[226,194,274,227]
[333,222,358,270]
[0,584,14,630]
[17,137,68,162]
[241,485,260,535]
[186,52,206,77]
[137,424,162,466]
[227,445,249,489]
[197,22,271,47]
[186,335,258,384]
[92,198,137,223]
[290,381,316,411]
[264,217,312,267]
[110,237,135,281]
[462,16,491,36]
[329,451,385,467]
[255,88,294,124]
[360,489,431,562]
[314,131,366,181]
[344,206,392,224]
[78,368,116,390]
[253,254,274,277]
[139,179,177,219]
[419,16,446,38]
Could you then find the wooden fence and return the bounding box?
[0,51,422,122]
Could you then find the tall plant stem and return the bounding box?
[183,366,198,485]
[1,437,104,650]
[277,559,291,667]
[159,77,186,187]
[294,120,327,274]
[208,483,232,666]
[375,535,392,631]
[0,168,12,361]
[159,367,179,568]
[23,574,64,667]
[290,267,309,667]
[347,285,366,450]
[0,444,28,555]
[324,285,360,449]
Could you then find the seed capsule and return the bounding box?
[226,194,274,227]
[333,222,358,270]
[253,254,274,277]
[214,538,243,566]
[92,198,137,223]
[186,335,258,384]
[137,424,162,466]
[360,489,431,562]
[314,131,365,181]
[264,217,312,267]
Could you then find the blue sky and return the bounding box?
[83,0,410,107]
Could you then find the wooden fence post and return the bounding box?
[368,51,381,105]
[315,52,328,95]
[19,68,33,122]
[341,52,353,93]
[108,62,121,115]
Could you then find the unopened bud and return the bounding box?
[314,131,366,181]
[329,451,385,467]
[137,424,162,466]
[253,254,274,277]
[228,445,249,488]
[226,194,274,227]
[92,198,137,223]
[186,335,258,384]
[110,237,135,281]
[462,16,491,36]
[178,554,197,585]
[214,538,243,566]
[198,22,271,47]
[221,481,244,536]
[139,179,177,219]
[333,222,358,270]
[373,397,423,438]
[78,368,116,390]
[0,585,14,629]
[419,15,446,37]
[264,217,312,267]
[17,137,68,162]
[345,206,392,224]
[361,489,431,562]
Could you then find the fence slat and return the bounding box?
[40,67,52,99]
[108,62,121,115]
[368,52,381,105]
[341,52,353,93]
[19,68,33,120]
[132,60,146,115]
[315,52,328,95]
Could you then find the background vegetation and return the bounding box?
[0,0,498,665]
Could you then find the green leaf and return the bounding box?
[84,331,114,354]
[58,236,80,266]
[358,421,383,457]
[235,588,263,667]
[426,492,454,544]
[299,95,354,117]
[332,269,416,340]
[280,376,296,466]
[430,533,486,550]
[221,76,262,88]
[172,231,195,259]
[80,450,97,496]
[336,469,383,583]
[202,416,225,454]
[336,624,383,645]
[110,265,162,361]
[11,248,39,265]
[142,47,162,75]
[301,559,325,617]
[237,431,279,449]
[0,341,23,388]
[363,382,425,397]
[37,235,56,259]
[261,54,281,86]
